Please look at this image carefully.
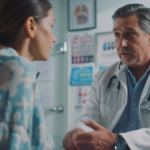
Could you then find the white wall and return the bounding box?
[67,0,150,127]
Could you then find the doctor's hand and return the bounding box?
[62,128,85,150]
[75,121,117,150]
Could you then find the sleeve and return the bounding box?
[120,128,150,150]
[68,73,101,132]
[0,57,36,150]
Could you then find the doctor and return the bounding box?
[63,3,150,150]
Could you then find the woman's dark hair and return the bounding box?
[0,0,52,46]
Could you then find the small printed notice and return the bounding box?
[71,34,94,64]
[40,86,54,108]
[96,32,120,67]
[71,67,93,86]
[74,87,90,113]
[37,58,54,82]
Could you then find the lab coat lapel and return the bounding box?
[115,63,127,94]
[108,63,128,131]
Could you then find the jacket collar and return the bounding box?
[0,47,39,79]
[0,47,19,57]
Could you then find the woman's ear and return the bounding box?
[24,17,37,38]
[148,33,150,46]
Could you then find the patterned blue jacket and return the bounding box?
[0,47,55,150]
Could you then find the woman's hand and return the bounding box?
[62,128,85,150]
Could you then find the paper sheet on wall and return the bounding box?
[97,32,119,67]
[37,58,54,81]
[74,87,90,113]
[71,34,94,64]
[40,86,54,108]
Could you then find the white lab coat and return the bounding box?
[68,61,150,150]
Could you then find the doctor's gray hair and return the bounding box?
[112,3,150,34]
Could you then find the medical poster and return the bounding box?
[68,0,96,31]
[71,67,93,86]
[74,87,90,113]
[96,32,119,66]
[71,34,94,64]
[37,58,54,81]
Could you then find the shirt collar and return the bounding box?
[126,64,150,73]
[126,64,150,81]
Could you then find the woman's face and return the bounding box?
[30,8,56,61]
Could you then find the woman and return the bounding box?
[0,0,56,149]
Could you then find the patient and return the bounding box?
[0,0,56,149]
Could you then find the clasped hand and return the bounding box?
[63,121,117,150]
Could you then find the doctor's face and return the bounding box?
[113,15,150,67]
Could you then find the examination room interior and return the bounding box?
[32,0,150,149]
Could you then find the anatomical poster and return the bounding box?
[68,0,96,31]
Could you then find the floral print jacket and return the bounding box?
[0,47,54,150]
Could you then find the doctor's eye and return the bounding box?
[114,32,120,39]
[126,32,135,37]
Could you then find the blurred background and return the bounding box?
[32,0,150,147]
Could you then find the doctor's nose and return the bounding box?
[116,38,127,49]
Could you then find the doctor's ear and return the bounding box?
[24,17,38,38]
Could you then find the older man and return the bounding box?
[63,3,150,150]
